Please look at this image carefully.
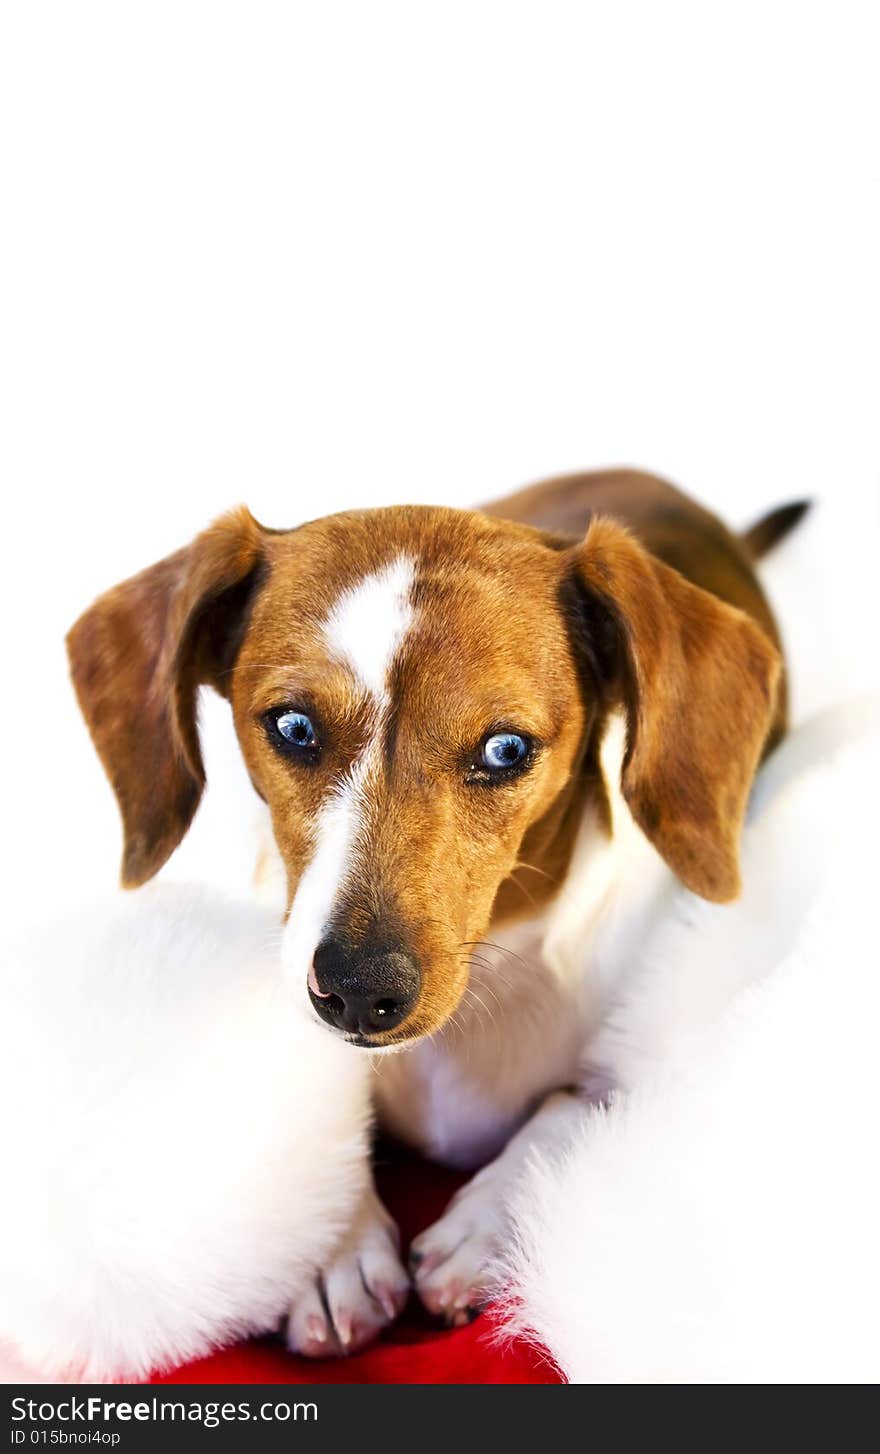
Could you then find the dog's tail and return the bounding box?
[741,500,812,559]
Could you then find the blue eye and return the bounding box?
[481,732,530,772]
[272,710,317,751]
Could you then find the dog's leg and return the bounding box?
[285,1179,410,1357]
[409,1089,587,1324]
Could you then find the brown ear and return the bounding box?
[570,516,781,902]
[66,507,265,888]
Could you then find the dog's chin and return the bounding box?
[357,1034,418,1056]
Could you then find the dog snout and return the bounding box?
[309,937,421,1039]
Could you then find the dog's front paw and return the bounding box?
[409,1177,505,1327]
[285,1188,410,1357]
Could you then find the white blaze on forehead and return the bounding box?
[323,555,416,700]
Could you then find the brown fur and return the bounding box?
[67,470,788,1041]
[571,516,778,900]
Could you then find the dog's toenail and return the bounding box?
[375,1284,399,1320]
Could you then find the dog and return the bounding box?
[67,468,807,1356]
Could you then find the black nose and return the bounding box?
[309,937,421,1038]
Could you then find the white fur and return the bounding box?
[496,701,880,1382]
[0,883,370,1382]
[541,712,675,1003]
[281,759,369,999]
[323,555,415,701]
[281,557,417,1004]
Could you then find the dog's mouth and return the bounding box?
[344,1031,418,1052]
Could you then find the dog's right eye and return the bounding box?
[265,709,319,757]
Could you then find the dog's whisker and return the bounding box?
[475,979,504,1014]
[461,985,496,1029]
[507,871,541,910]
[457,949,516,997]
[446,1009,467,1041]
[462,938,532,973]
[458,952,494,972]
[513,858,558,885]
[513,858,589,914]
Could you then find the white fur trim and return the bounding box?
[0,883,370,1381]
[497,700,880,1382]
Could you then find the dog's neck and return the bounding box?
[539,713,674,993]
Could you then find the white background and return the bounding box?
[1,3,877,913]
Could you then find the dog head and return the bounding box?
[67,504,780,1046]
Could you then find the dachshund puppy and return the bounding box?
[68,469,805,1354]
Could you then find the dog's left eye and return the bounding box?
[481,732,530,771]
[267,709,318,754]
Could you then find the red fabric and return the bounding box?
[152,1147,561,1385]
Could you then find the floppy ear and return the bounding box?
[569,516,781,902]
[66,507,265,888]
